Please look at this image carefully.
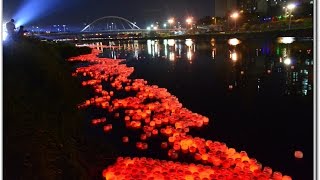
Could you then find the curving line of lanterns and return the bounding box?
[68,49,292,180]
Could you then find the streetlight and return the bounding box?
[186,17,193,29]
[230,12,239,30]
[168,18,174,29]
[284,57,292,65]
[212,17,217,25]
[287,3,296,30]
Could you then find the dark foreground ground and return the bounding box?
[2,38,106,180]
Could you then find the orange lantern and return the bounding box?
[294,150,303,159]
[122,136,129,143]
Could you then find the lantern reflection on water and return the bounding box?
[69,48,291,180]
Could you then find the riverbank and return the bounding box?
[45,27,312,44]
[3,39,94,179]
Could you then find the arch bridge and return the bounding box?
[81,16,141,32]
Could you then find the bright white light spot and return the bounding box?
[230,12,239,19]
[2,23,8,41]
[163,39,168,45]
[153,26,158,30]
[228,38,241,46]
[168,39,175,46]
[185,39,193,47]
[278,37,295,44]
[3,31,8,41]
[284,58,291,65]
[146,27,151,30]
[287,4,296,10]
[186,18,193,24]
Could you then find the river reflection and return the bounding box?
[96,37,313,97]
[86,37,313,179]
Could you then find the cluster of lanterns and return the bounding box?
[103,157,293,180]
[68,49,292,179]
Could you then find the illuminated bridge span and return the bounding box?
[81,16,141,32]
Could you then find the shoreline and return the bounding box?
[41,28,313,43]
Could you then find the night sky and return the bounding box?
[3,0,214,27]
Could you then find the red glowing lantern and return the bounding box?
[161,142,168,149]
[122,136,129,143]
[294,150,303,159]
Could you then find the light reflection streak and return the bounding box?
[187,47,192,61]
[164,40,168,57]
[147,40,152,55]
[212,48,216,59]
[169,52,175,61]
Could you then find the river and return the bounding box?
[83,36,313,179]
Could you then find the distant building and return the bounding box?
[214,0,238,17]
[256,0,268,14]
[268,0,288,7]
[238,0,258,13]
[237,0,269,14]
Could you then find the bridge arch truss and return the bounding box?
[81,16,141,32]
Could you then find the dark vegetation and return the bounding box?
[3,38,96,179]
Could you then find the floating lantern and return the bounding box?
[152,129,158,135]
[161,142,168,149]
[294,150,303,159]
[140,134,147,141]
[122,136,129,143]
[70,49,290,180]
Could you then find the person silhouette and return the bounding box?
[6,19,16,41]
[17,26,25,39]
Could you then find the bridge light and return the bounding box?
[153,26,158,30]
[146,26,151,30]
[150,24,154,28]
[163,23,167,28]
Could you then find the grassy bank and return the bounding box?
[3,38,93,179]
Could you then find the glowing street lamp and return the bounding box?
[168,18,174,29]
[287,3,296,30]
[230,12,239,30]
[284,57,292,65]
[212,17,217,25]
[186,17,193,29]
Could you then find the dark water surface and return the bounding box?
[86,37,313,179]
